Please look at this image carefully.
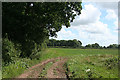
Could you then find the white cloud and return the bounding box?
[71,4,101,26]
[95,2,118,9]
[105,9,118,33]
[94,2,118,15]
[104,9,118,33]
[114,20,119,32]
[83,21,109,34]
[114,19,118,27]
[71,21,109,34]
[53,3,118,46]
[71,4,108,35]
[70,20,118,46]
[53,26,77,40]
[105,9,117,20]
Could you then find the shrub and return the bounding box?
[104,57,119,69]
[2,37,21,64]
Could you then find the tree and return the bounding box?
[55,40,60,47]
[72,39,81,48]
[118,44,120,49]
[103,46,106,49]
[67,40,74,48]
[85,44,92,49]
[78,40,82,48]
[47,39,82,48]
[3,2,82,57]
[107,44,118,49]
[91,43,100,49]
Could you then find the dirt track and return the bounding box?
[46,58,67,78]
[17,57,68,78]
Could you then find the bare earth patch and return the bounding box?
[46,57,67,78]
[17,57,67,78]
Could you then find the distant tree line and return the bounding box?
[47,39,120,49]
[85,43,119,49]
[47,39,82,48]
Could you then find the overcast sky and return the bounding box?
[50,2,119,46]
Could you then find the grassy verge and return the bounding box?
[2,58,42,78]
[2,50,49,78]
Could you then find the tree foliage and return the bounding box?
[2,37,21,63]
[47,39,82,48]
[107,44,118,49]
[3,2,82,40]
[48,39,119,49]
[85,43,119,49]
[2,2,82,58]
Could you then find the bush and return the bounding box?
[29,41,47,59]
[104,57,119,69]
[2,38,21,64]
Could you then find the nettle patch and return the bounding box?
[2,59,30,78]
[104,56,119,69]
[64,54,118,78]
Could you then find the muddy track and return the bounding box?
[17,57,68,78]
[46,58,67,78]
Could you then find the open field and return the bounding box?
[40,48,119,78]
[2,48,119,79]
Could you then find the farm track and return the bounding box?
[46,58,67,78]
[17,57,68,78]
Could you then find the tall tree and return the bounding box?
[3,2,82,57]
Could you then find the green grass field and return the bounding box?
[2,48,119,78]
[40,48,119,78]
